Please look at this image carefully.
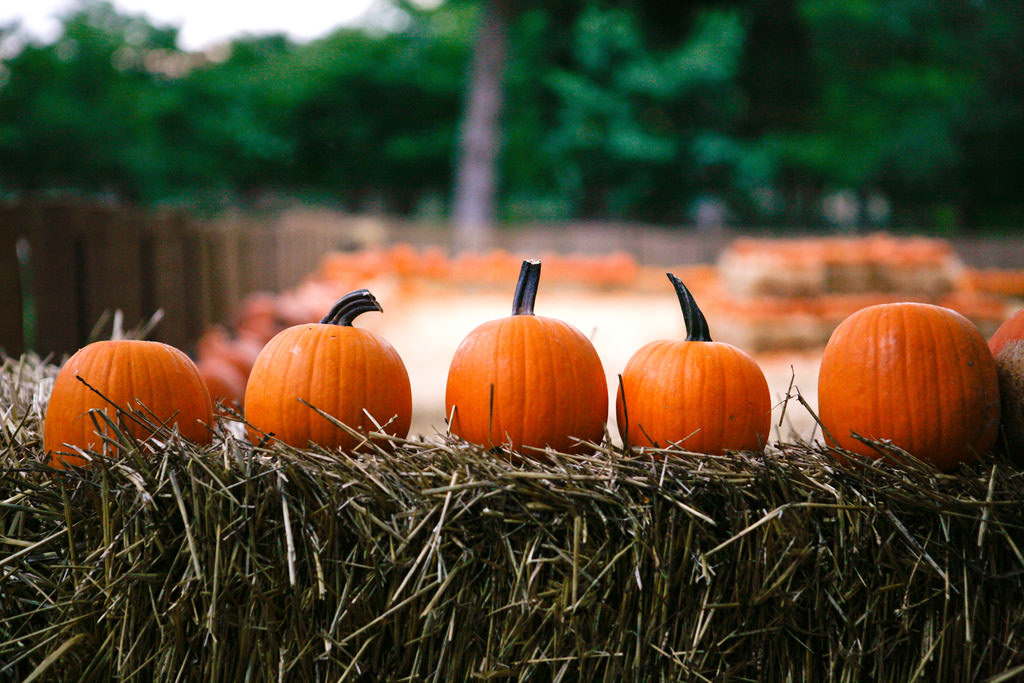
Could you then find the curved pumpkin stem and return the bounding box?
[320,289,383,326]
[667,273,712,342]
[512,260,542,316]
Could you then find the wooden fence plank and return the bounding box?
[0,208,24,356]
[27,202,82,358]
[143,212,192,351]
[197,221,242,330]
[235,218,277,297]
[79,203,144,337]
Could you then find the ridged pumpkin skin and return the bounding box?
[989,308,1024,459]
[818,302,1000,471]
[44,340,214,469]
[244,291,412,451]
[616,274,771,454]
[445,260,607,455]
[446,315,608,454]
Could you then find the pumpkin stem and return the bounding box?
[320,289,383,326]
[667,273,712,342]
[512,260,542,316]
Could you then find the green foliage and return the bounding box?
[0,0,468,210]
[1,0,1024,228]
[506,6,751,221]
[786,1,977,189]
[285,13,467,211]
[0,2,174,198]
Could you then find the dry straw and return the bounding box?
[2,352,1024,682]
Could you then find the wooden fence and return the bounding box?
[0,200,742,359]
[0,201,343,358]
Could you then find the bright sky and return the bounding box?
[1,0,407,52]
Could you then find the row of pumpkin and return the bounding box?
[43,259,1024,472]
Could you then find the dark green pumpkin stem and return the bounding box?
[667,272,712,342]
[320,289,382,326]
[512,259,542,316]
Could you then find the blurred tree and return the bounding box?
[3,0,1024,230]
[540,5,748,221]
[452,0,512,249]
[954,0,1024,227]
[453,0,758,228]
[768,0,984,228]
[286,15,466,213]
[0,1,181,201]
[173,35,297,204]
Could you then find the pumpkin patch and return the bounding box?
[153,234,1024,463]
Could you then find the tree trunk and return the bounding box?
[452,0,512,252]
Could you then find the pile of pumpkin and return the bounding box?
[44,258,1024,473]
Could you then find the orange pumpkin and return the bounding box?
[197,356,247,410]
[616,273,771,454]
[44,340,214,469]
[818,302,1000,470]
[244,289,411,451]
[445,259,607,455]
[989,308,1024,458]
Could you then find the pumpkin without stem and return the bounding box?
[445,259,607,455]
[818,302,1000,471]
[989,308,1024,460]
[244,289,411,451]
[44,340,214,469]
[616,273,771,454]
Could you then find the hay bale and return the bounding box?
[2,353,1024,682]
[717,233,964,298]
